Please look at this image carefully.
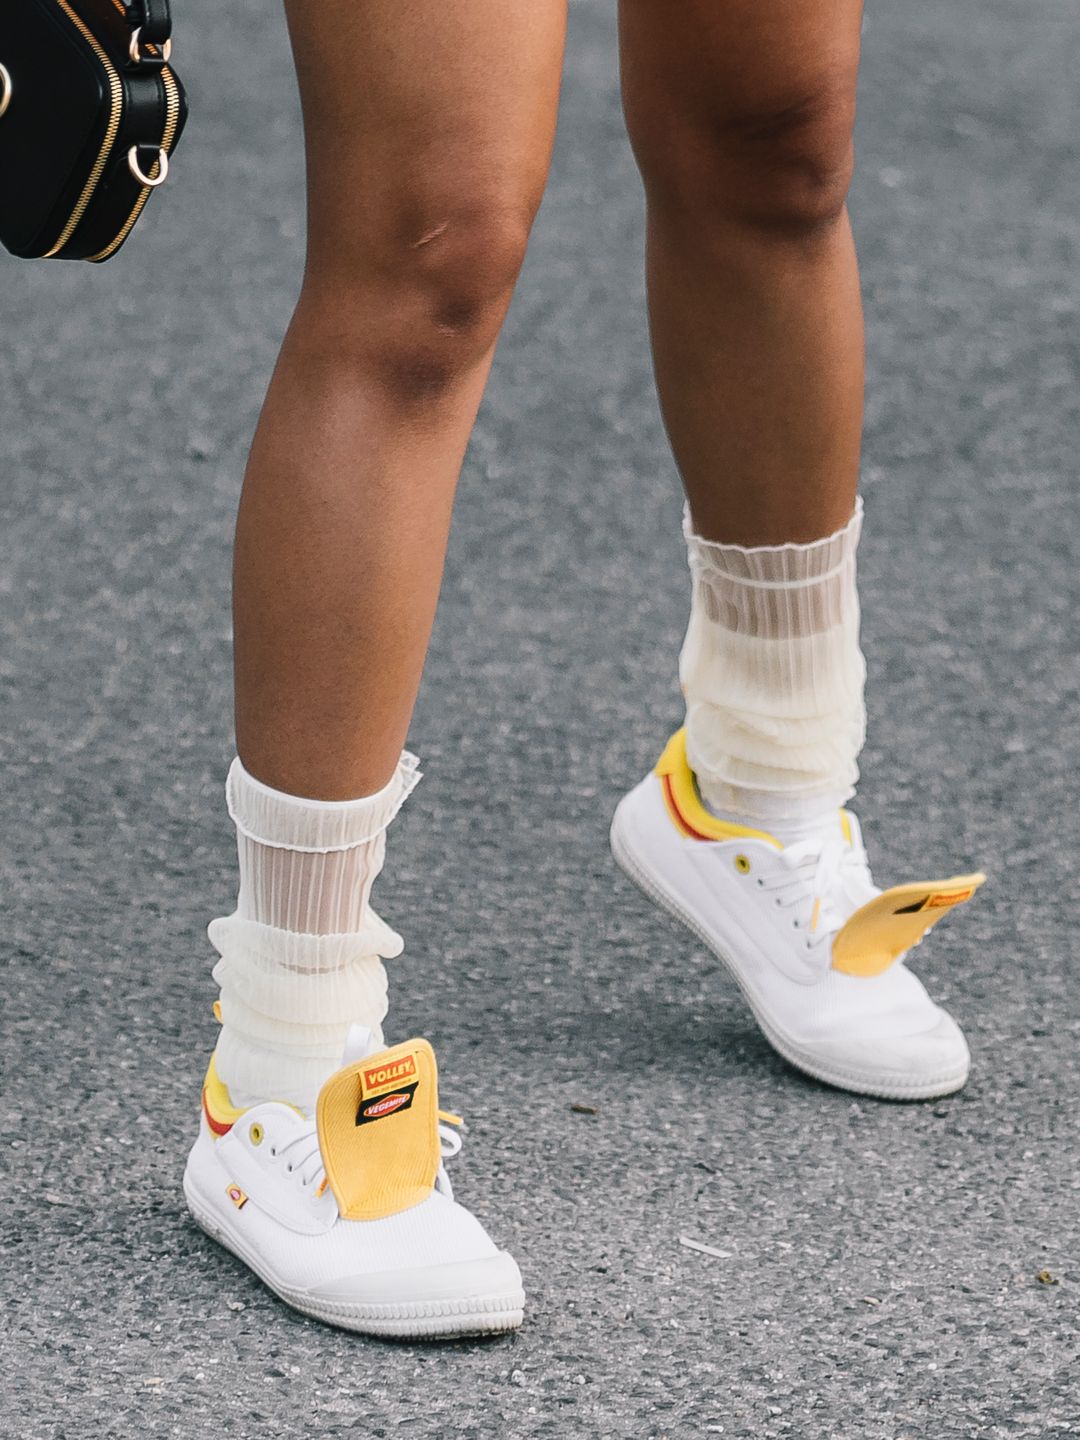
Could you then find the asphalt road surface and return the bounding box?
[2,1,1078,1436]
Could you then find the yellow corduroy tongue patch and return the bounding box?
[832,872,987,977]
[316,1038,441,1222]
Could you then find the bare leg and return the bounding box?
[618,0,870,820]
[189,5,567,1337]
[611,2,976,1106]
[233,0,567,799]
[619,0,864,544]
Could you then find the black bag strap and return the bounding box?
[120,0,173,49]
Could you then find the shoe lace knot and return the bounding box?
[274,1112,465,1200]
[759,830,870,962]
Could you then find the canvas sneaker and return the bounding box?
[183,1026,524,1339]
[610,729,985,1100]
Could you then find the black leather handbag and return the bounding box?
[0,0,187,262]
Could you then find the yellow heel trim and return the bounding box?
[654,729,781,848]
[201,1053,249,1136]
[832,872,987,977]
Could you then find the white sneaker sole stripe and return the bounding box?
[182,1170,525,1340]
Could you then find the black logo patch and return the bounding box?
[355,1081,418,1127]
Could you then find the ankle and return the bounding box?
[694,771,850,846]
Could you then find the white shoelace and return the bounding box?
[757,831,871,962]
[273,1118,463,1198]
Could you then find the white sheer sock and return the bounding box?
[208,752,421,1111]
[680,499,866,825]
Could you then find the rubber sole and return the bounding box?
[183,1171,525,1340]
[610,797,968,1102]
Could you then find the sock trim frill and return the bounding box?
[225,751,421,853]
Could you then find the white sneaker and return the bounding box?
[183,1028,525,1339]
[611,730,986,1100]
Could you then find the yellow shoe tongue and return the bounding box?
[316,1038,441,1221]
[832,872,986,977]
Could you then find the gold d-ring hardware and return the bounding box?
[127,145,169,187]
[0,64,13,120]
[128,29,172,65]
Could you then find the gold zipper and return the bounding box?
[44,0,124,257]
[88,57,180,261]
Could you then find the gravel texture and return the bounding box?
[1,0,1077,1436]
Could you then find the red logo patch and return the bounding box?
[356,1080,419,1127]
[927,889,972,909]
[365,1092,410,1119]
[362,1054,417,1091]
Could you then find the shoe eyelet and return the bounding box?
[734,854,751,875]
[792,920,799,929]
[285,1163,293,1174]
[757,878,764,887]
[249,1122,264,1147]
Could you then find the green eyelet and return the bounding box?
[734,854,752,875]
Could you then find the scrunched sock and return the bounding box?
[208,751,421,1112]
[680,499,866,827]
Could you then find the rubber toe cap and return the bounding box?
[800,1010,970,1096]
[308,1249,523,1307]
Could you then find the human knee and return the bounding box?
[302,194,535,401]
[625,66,858,238]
